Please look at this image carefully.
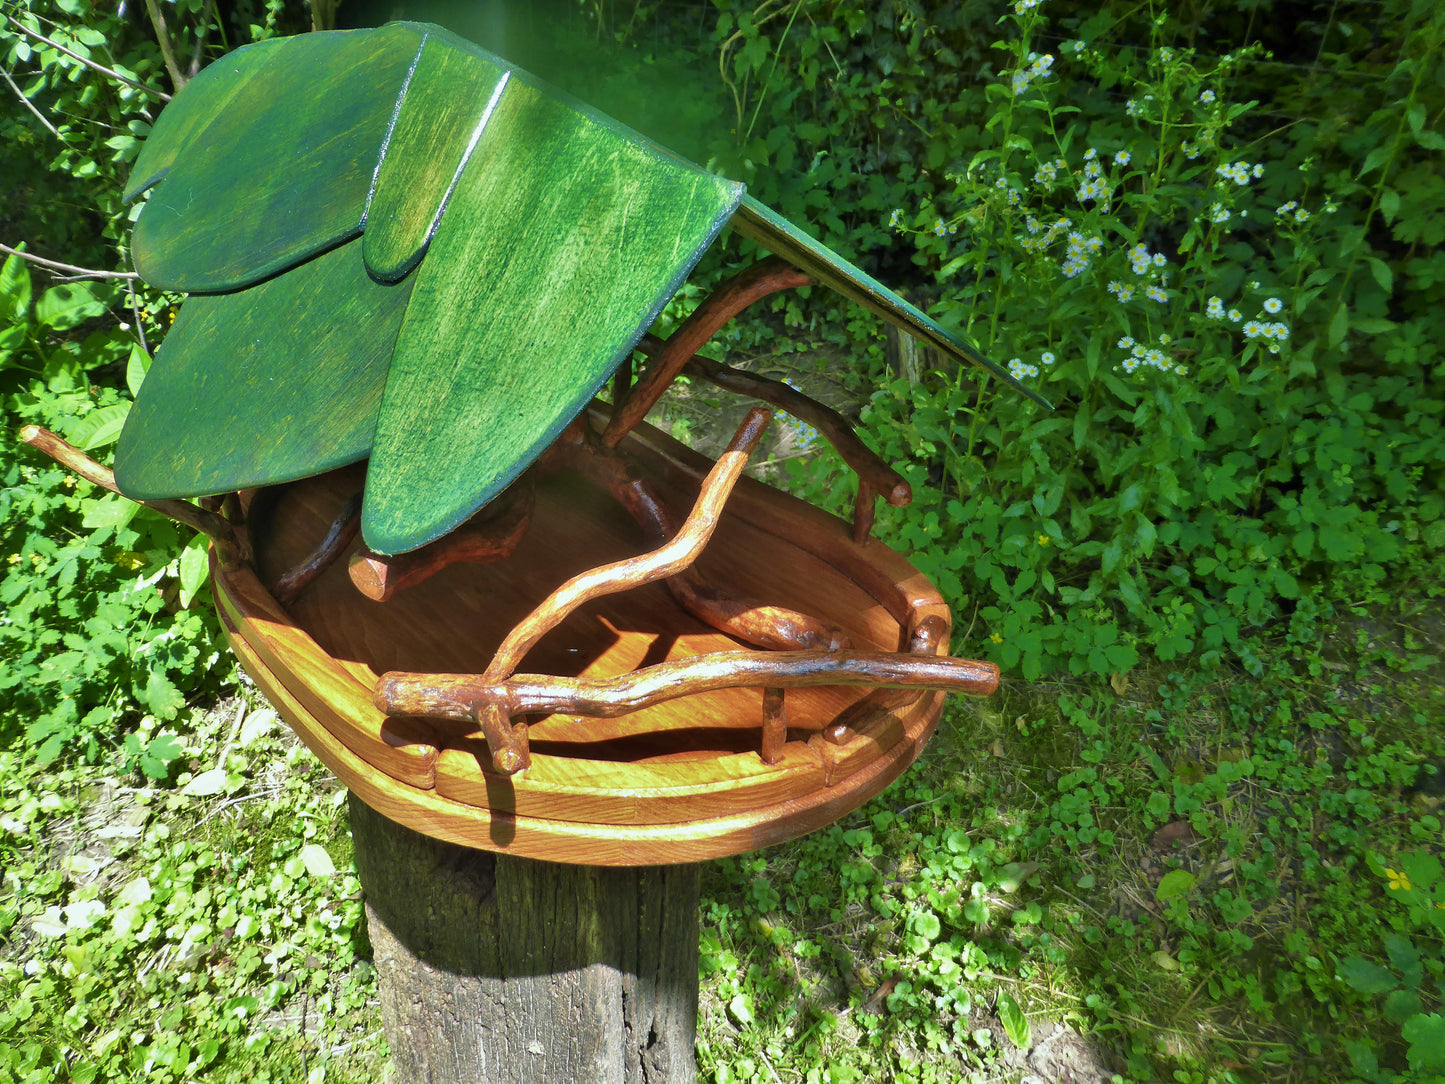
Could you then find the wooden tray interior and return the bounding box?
[251,459,908,761]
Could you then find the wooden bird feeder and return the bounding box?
[22,22,1049,1081]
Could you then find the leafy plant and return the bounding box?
[1,246,221,766]
[1339,851,1445,1080]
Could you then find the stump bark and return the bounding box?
[348,794,700,1083]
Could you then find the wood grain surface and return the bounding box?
[114,238,412,499]
[123,37,284,202]
[363,76,741,553]
[363,38,508,282]
[214,555,441,788]
[219,588,947,864]
[209,421,991,861]
[132,24,422,292]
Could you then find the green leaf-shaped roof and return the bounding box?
[116,22,1044,556]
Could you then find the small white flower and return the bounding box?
[1116,150,1132,166]
[1263,297,1283,314]
[1199,89,1216,103]
[1118,335,1135,349]
[1146,285,1168,303]
[1228,308,1243,322]
[1041,351,1056,365]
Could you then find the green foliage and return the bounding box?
[712,0,1445,679]
[1339,851,1445,1080]
[0,706,383,1082]
[0,245,224,766]
[0,0,273,767]
[2,3,1443,1082]
[695,607,1445,1081]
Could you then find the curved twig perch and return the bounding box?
[19,426,247,565]
[376,647,997,725]
[677,351,912,506]
[539,418,847,652]
[602,257,811,445]
[485,407,772,686]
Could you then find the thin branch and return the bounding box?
[18,426,249,566]
[0,242,141,281]
[1,63,61,138]
[485,406,773,684]
[125,276,150,355]
[376,647,1000,722]
[187,0,216,79]
[142,0,186,92]
[4,15,171,101]
[602,257,811,445]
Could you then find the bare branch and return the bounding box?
[1,63,61,138]
[4,15,171,101]
[125,276,151,355]
[485,407,773,684]
[0,242,141,281]
[142,0,186,92]
[187,0,217,79]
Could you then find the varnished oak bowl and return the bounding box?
[212,422,982,865]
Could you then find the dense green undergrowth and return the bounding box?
[2,0,1443,1080]
[2,601,1440,1082]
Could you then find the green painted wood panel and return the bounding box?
[124,37,286,203]
[363,36,508,283]
[131,24,423,294]
[115,238,413,500]
[362,77,743,555]
[731,197,1052,409]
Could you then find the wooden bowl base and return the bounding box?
[214,423,968,864]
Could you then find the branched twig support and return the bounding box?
[376,408,773,774]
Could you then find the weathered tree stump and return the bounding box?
[349,794,700,1083]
